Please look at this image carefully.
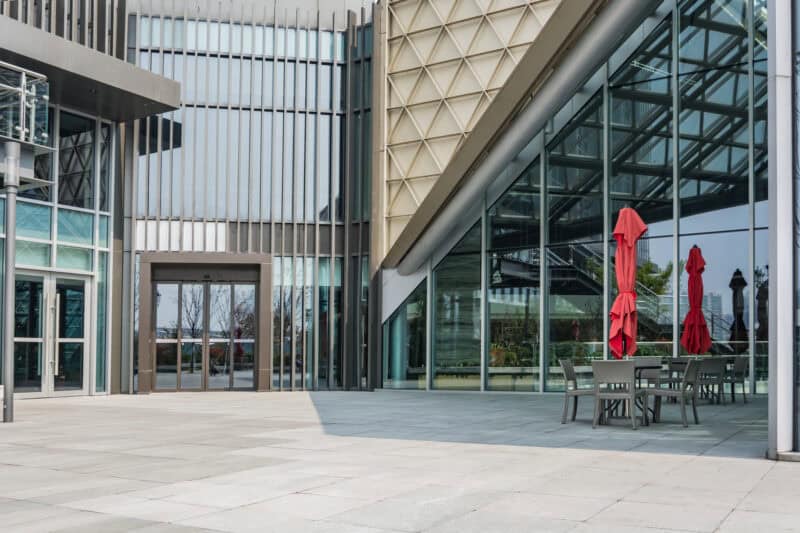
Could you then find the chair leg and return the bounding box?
[680,397,688,428]
[654,396,661,423]
[742,381,747,404]
[561,393,569,424]
[572,396,579,421]
[692,394,699,424]
[730,381,735,403]
[592,397,601,429]
[631,396,638,430]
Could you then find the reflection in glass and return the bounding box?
[755,229,768,391]
[155,284,179,338]
[233,341,255,389]
[181,284,205,339]
[14,343,42,392]
[318,257,330,387]
[208,341,231,389]
[57,280,85,339]
[233,284,256,339]
[55,343,83,391]
[273,258,282,387]
[58,111,96,209]
[679,231,749,356]
[282,257,293,388]
[432,224,481,390]
[678,0,747,74]
[181,342,203,389]
[209,284,231,338]
[15,278,43,338]
[383,281,426,389]
[488,160,540,391]
[155,343,178,389]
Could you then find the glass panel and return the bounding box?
[332,258,343,388]
[209,284,231,338]
[678,65,749,233]
[180,342,203,390]
[547,91,604,244]
[208,341,231,390]
[383,281,426,390]
[304,257,314,386]
[233,341,255,389]
[99,123,111,211]
[16,241,51,267]
[155,283,179,338]
[58,209,94,245]
[678,231,750,356]
[294,260,303,388]
[318,257,330,387]
[432,224,481,390]
[96,252,108,392]
[58,111,95,209]
[99,216,109,248]
[54,343,83,391]
[273,257,282,388]
[488,160,540,391]
[545,242,604,391]
[282,257,293,388]
[56,246,92,271]
[233,284,256,339]
[679,0,747,74]
[754,229,768,392]
[17,202,51,240]
[181,284,205,339]
[155,343,178,389]
[15,277,43,338]
[14,343,42,392]
[57,279,85,339]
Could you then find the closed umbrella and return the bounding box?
[729,269,748,354]
[609,207,648,359]
[680,245,712,354]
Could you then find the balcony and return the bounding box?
[0,60,48,147]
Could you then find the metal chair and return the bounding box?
[725,356,749,403]
[558,358,594,424]
[699,357,727,404]
[650,359,700,427]
[591,360,648,430]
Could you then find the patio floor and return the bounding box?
[0,390,796,532]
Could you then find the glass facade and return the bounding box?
[383,0,769,394]
[0,107,114,395]
[127,6,373,391]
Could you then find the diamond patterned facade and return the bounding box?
[382,0,560,250]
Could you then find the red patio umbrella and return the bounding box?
[680,245,712,354]
[609,208,648,359]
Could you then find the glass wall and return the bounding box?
[383,0,769,394]
[383,281,426,389]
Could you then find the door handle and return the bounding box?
[53,292,60,377]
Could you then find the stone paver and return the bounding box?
[0,390,794,532]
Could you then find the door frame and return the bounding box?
[14,269,94,399]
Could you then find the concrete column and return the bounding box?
[137,261,152,394]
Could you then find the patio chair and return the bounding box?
[591,360,648,430]
[634,356,663,388]
[725,356,749,404]
[650,359,700,427]
[559,358,594,424]
[699,357,727,405]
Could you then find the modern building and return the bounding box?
[0,0,798,458]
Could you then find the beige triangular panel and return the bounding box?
[388,182,419,215]
[429,32,461,63]
[389,109,424,144]
[488,7,526,47]
[448,0,483,23]
[449,20,480,53]
[469,20,504,54]
[388,142,421,179]
[390,0,419,36]
[407,175,438,204]
[488,0,528,11]
[429,0,456,22]
[508,43,530,62]
[427,106,461,138]
[408,27,441,63]
[409,1,442,32]
[387,216,413,245]
[467,50,504,87]
[391,37,423,71]
[448,61,482,97]
[447,93,482,130]
[408,144,441,178]
[409,72,442,105]
[489,51,517,89]
[466,94,492,131]
[427,135,462,167]
[389,68,421,106]
[529,0,560,24]
[510,9,545,46]
[407,101,440,136]
[427,60,460,95]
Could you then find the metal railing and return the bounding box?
[0,60,48,147]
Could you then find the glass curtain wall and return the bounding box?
[382,0,769,394]
[0,106,113,395]
[383,281,426,389]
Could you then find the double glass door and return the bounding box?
[154,282,256,391]
[14,272,90,396]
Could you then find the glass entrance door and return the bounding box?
[14,272,90,396]
[153,281,256,391]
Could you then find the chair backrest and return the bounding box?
[733,356,748,375]
[682,359,701,390]
[592,360,635,389]
[635,356,663,382]
[700,357,726,376]
[559,358,578,389]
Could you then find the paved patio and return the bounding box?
[0,390,796,532]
